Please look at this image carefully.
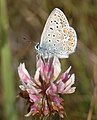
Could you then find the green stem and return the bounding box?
[0,0,17,119]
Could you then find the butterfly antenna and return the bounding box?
[23,36,37,45]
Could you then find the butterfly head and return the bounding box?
[35,43,45,57]
[35,43,43,56]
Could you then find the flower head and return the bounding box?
[18,56,76,119]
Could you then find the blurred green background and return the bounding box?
[0,0,97,120]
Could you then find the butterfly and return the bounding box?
[35,8,77,58]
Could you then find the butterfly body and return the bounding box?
[35,8,77,58]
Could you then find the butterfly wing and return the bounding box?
[66,27,77,54]
[39,8,77,58]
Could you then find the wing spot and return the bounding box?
[53,34,55,37]
[60,22,62,24]
[57,39,59,42]
[54,20,58,24]
[48,34,50,36]
[50,27,53,30]
[53,43,56,46]
[48,40,51,42]
[60,18,62,21]
[62,43,65,46]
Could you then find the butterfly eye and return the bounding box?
[35,43,39,49]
